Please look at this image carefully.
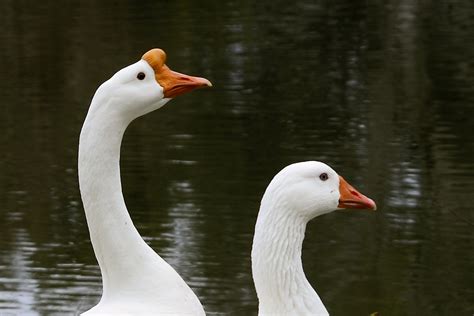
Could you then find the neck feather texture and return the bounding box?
[78,99,204,314]
[79,112,142,291]
[251,184,329,316]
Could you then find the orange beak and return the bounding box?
[338,176,377,210]
[142,48,212,98]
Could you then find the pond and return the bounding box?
[0,1,473,315]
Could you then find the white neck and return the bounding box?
[79,109,139,291]
[251,186,329,316]
[78,96,204,314]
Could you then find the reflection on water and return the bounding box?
[0,228,38,313]
[387,162,422,208]
[0,0,473,315]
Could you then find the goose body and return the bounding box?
[79,49,211,315]
[251,162,376,316]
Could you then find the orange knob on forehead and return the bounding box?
[142,48,167,70]
[141,47,212,98]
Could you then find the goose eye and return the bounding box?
[319,173,328,181]
[137,72,146,80]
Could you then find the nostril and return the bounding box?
[350,189,360,197]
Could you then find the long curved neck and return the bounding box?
[79,108,150,291]
[78,94,205,315]
[251,189,329,316]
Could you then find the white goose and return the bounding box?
[78,48,211,315]
[252,161,376,316]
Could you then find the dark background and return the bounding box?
[0,1,473,315]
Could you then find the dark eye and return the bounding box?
[137,72,146,80]
[319,173,328,181]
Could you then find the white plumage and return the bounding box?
[79,49,210,315]
[252,162,376,315]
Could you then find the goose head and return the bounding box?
[253,161,376,315]
[263,161,376,220]
[89,48,211,122]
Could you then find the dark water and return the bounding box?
[1,1,473,315]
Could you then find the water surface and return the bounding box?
[0,1,473,315]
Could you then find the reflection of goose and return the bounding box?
[78,49,211,315]
[251,162,376,316]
